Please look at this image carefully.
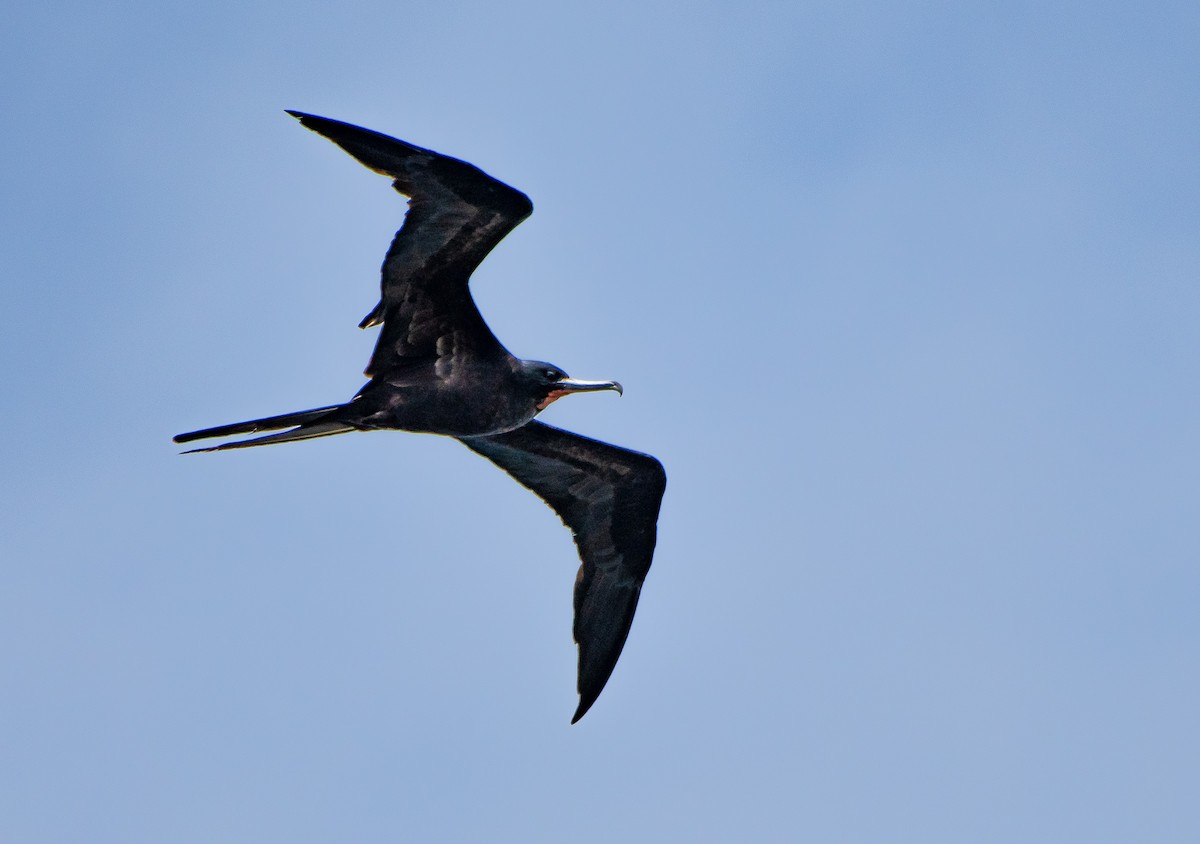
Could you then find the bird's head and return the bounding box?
[517,360,623,412]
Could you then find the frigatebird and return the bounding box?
[175,111,665,722]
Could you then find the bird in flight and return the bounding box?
[175,111,666,722]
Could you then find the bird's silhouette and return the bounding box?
[175,112,665,722]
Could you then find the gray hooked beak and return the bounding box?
[556,378,623,396]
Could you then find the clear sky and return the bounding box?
[3,1,1198,841]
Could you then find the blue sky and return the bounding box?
[3,1,1198,841]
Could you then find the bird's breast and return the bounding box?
[354,371,536,437]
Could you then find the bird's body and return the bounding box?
[175,112,665,722]
[341,356,554,437]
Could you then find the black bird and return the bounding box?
[175,111,666,723]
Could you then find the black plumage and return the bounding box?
[175,112,665,722]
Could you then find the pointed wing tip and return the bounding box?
[285,110,335,133]
[286,110,329,133]
[570,697,595,725]
[572,659,619,724]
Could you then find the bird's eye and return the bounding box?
[544,369,561,381]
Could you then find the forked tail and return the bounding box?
[173,404,355,453]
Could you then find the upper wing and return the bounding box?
[459,421,667,722]
[288,111,533,377]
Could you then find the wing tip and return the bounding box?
[570,696,596,725]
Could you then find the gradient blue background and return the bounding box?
[3,2,1198,841]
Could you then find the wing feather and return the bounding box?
[460,421,666,722]
[287,111,532,376]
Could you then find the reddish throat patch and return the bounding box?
[536,389,570,411]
